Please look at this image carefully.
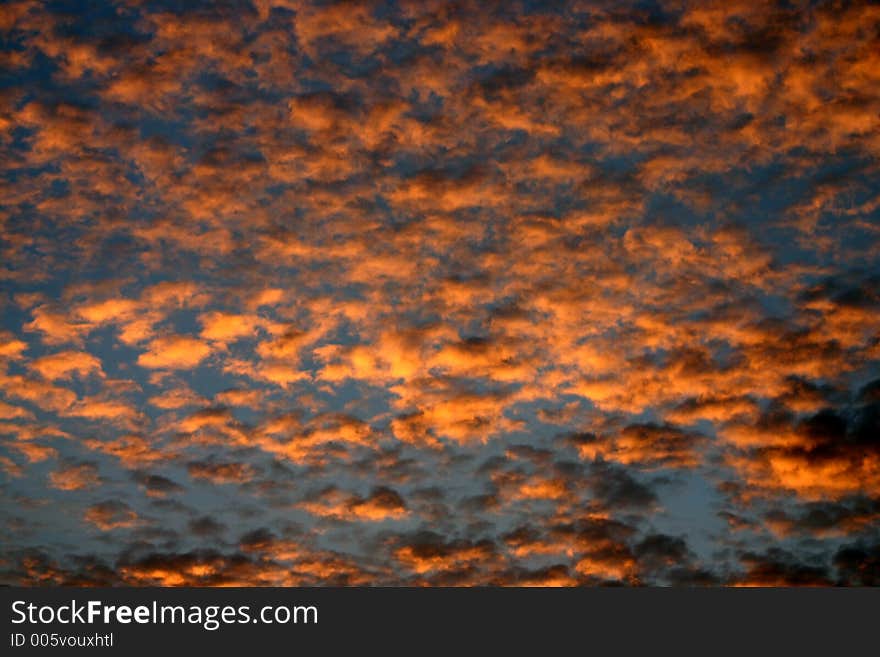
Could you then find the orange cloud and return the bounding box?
[30,350,103,380]
[199,312,263,343]
[187,461,256,485]
[48,463,100,490]
[299,486,408,522]
[137,336,212,369]
[395,539,498,576]
[84,501,139,531]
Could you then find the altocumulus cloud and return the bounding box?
[0,0,879,586]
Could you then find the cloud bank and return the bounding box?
[1,0,879,585]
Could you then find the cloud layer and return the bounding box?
[1,0,879,586]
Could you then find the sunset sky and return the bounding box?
[1,0,879,586]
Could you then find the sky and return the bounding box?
[0,0,878,586]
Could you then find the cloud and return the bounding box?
[735,549,832,587]
[0,400,34,420]
[189,516,227,537]
[84,501,139,531]
[0,333,28,360]
[23,306,90,346]
[394,534,499,577]
[81,435,167,468]
[0,374,77,412]
[63,397,140,427]
[131,471,185,498]
[187,460,257,485]
[137,336,213,369]
[29,350,103,380]
[763,498,880,538]
[834,541,880,586]
[48,462,100,491]
[722,403,880,501]
[571,423,707,469]
[199,312,263,344]
[298,486,408,522]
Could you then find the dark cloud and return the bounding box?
[764,497,880,538]
[131,470,185,497]
[588,462,658,510]
[189,515,227,537]
[633,534,693,573]
[736,548,832,587]
[834,541,880,586]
